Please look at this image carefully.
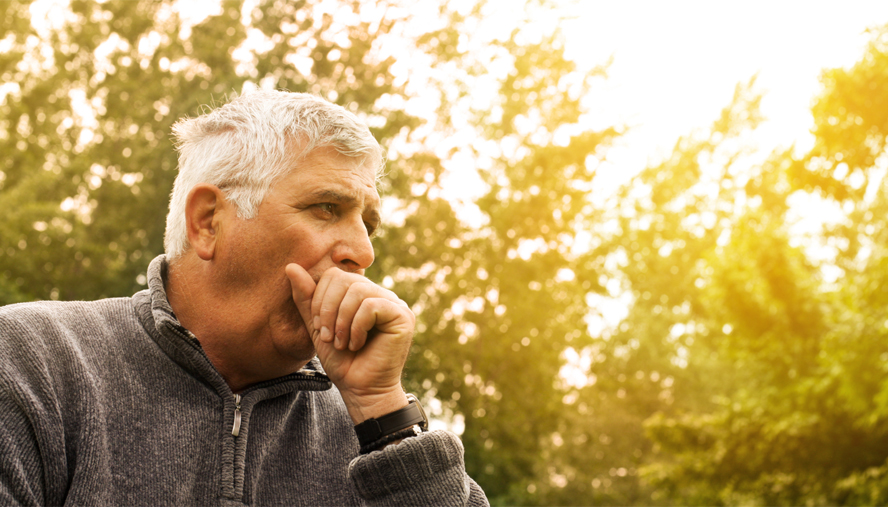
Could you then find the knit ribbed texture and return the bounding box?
[0,255,488,506]
[349,431,488,506]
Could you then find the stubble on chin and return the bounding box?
[269,301,317,364]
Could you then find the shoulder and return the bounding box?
[0,299,136,347]
[0,298,139,383]
[0,298,135,331]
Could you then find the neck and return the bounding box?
[166,254,309,392]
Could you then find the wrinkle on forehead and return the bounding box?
[291,142,382,182]
[279,148,381,214]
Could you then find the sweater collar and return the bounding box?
[132,255,331,397]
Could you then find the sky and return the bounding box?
[547,1,888,387]
[25,0,888,189]
[393,0,888,237]
[561,0,888,185]
[58,0,888,202]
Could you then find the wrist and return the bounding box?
[342,389,409,425]
[354,393,429,454]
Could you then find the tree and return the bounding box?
[19,2,888,505]
[367,2,622,502]
[2,1,624,504]
[631,27,888,506]
[0,0,409,304]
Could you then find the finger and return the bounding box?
[347,299,378,352]
[314,269,352,348]
[310,267,334,326]
[336,283,383,351]
[285,263,318,341]
[312,267,357,344]
[336,281,409,351]
[349,298,414,352]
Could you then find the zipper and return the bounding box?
[245,369,330,392]
[164,325,328,442]
[232,394,242,437]
[227,370,327,438]
[167,323,331,391]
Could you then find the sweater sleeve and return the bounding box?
[0,307,71,507]
[0,376,47,507]
[347,430,489,507]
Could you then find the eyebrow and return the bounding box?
[309,189,381,225]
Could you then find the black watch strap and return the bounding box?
[354,393,428,447]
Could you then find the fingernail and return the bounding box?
[320,326,331,343]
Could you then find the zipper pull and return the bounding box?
[232,394,242,437]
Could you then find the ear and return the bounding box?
[185,184,226,261]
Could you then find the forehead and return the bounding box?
[279,146,380,205]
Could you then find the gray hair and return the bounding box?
[163,90,384,261]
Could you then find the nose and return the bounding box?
[332,217,375,273]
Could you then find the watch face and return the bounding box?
[407,394,429,431]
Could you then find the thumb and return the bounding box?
[285,263,317,337]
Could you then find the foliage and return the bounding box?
[367,3,619,502]
[620,28,888,506]
[1,0,617,504]
[4,1,888,505]
[0,0,407,302]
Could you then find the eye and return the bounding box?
[310,203,338,221]
[365,222,378,238]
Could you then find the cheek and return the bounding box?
[285,231,332,267]
[221,225,285,285]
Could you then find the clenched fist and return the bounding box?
[286,264,414,424]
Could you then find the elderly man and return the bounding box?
[0,91,488,505]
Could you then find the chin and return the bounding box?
[273,326,316,363]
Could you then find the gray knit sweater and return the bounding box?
[0,256,488,506]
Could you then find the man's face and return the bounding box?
[214,145,380,364]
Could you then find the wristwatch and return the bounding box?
[354,393,428,448]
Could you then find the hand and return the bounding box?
[286,264,414,424]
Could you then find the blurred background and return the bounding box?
[3,0,888,504]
